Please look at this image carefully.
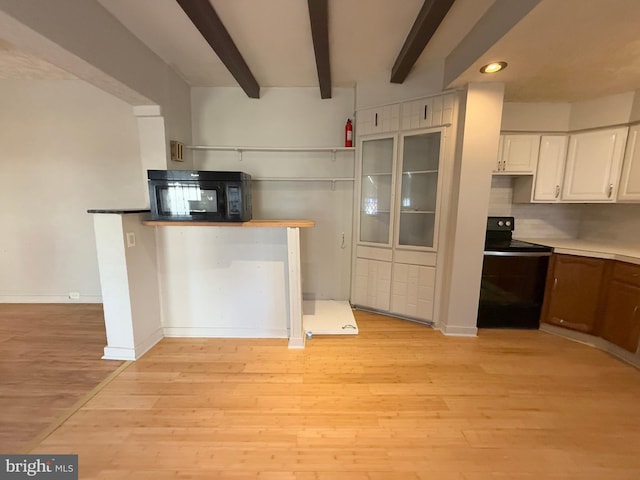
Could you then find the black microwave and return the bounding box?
[147,170,252,222]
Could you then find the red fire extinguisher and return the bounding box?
[345,119,353,147]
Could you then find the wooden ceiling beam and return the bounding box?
[176,0,260,98]
[390,0,455,84]
[307,0,331,99]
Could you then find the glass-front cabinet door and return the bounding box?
[359,136,395,245]
[396,130,442,249]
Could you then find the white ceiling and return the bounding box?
[94,0,493,87]
[451,0,640,102]
[3,0,640,103]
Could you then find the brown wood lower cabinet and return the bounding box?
[600,262,640,353]
[541,254,607,333]
[542,254,640,354]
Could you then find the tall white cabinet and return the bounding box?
[351,93,456,323]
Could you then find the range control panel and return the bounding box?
[486,216,515,232]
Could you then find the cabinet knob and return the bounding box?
[555,185,560,198]
[608,184,614,198]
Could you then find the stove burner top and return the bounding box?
[484,238,552,253]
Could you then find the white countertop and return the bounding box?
[517,237,640,265]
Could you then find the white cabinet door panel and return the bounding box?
[390,263,435,320]
[353,258,391,311]
[533,136,568,202]
[618,125,640,202]
[499,135,540,173]
[562,127,628,201]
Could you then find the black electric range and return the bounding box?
[478,217,552,329]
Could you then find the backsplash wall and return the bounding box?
[488,176,581,238]
[578,204,640,243]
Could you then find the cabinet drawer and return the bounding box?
[401,94,454,130]
[357,105,399,135]
[394,249,436,266]
[356,245,393,262]
[612,261,640,287]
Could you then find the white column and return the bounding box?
[286,227,305,348]
[134,105,168,207]
[439,83,505,336]
[93,213,163,360]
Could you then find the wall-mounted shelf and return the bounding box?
[187,145,355,161]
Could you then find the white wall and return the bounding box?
[157,227,290,338]
[191,87,355,300]
[0,80,145,302]
[0,0,193,170]
[569,91,635,131]
[629,89,640,123]
[501,102,571,132]
[502,92,636,133]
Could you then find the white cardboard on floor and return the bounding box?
[303,300,358,336]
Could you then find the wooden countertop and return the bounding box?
[143,219,316,228]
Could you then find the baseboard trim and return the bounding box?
[438,324,478,337]
[103,346,136,361]
[133,327,164,360]
[540,323,640,369]
[288,337,305,349]
[163,327,288,338]
[0,295,102,303]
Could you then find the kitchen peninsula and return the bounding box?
[90,210,315,361]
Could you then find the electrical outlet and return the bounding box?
[126,232,136,247]
[69,292,80,300]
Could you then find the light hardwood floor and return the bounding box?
[0,304,123,453]
[21,309,640,479]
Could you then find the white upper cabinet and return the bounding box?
[618,124,640,202]
[357,104,400,136]
[532,136,569,202]
[562,126,628,202]
[401,94,454,130]
[496,134,540,173]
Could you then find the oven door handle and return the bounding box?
[483,251,552,257]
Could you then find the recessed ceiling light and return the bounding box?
[480,62,508,74]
